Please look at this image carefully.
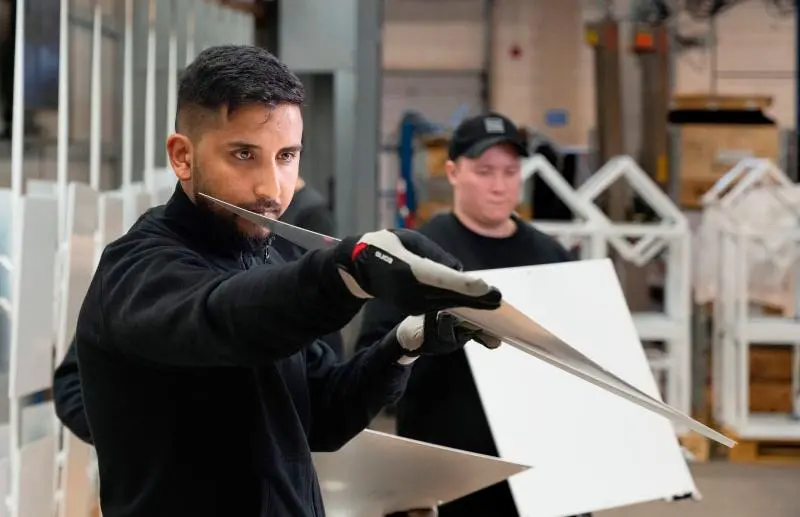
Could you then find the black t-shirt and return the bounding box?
[418,211,573,271]
[356,212,574,517]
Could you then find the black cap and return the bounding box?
[448,113,529,160]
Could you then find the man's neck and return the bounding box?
[452,208,517,238]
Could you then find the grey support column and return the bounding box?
[347,0,383,235]
[280,0,383,236]
[332,70,358,234]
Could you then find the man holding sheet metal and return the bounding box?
[357,113,586,517]
[53,176,344,441]
[71,45,502,517]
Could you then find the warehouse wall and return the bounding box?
[491,0,591,147]
[381,0,595,147]
[491,0,654,154]
[382,0,797,150]
[380,0,487,136]
[674,0,796,127]
[382,0,486,71]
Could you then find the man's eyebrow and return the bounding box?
[225,143,303,154]
[227,141,261,149]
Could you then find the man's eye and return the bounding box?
[234,150,253,161]
[279,152,297,162]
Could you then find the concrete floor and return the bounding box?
[599,462,800,517]
[370,414,800,517]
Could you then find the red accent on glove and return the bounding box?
[351,241,369,261]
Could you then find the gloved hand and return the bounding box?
[333,229,502,315]
[395,312,502,358]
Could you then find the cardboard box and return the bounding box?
[675,123,779,208]
[672,94,773,111]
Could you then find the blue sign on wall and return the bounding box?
[544,109,568,128]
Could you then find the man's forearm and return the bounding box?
[306,337,411,452]
[98,238,364,368]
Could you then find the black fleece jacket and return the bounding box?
[72,184,412,517]
[53,341,93,444]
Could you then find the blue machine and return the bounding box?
[395,107,471,228]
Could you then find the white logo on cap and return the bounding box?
[484,117,505,134]
[483,117,506,133]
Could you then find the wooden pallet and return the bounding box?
[725,430,800,465]
[679,433,711,463]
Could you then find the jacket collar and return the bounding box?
[162,182,269,264]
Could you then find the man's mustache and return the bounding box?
[239,199,282,215]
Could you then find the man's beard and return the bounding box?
[192,170,282,255]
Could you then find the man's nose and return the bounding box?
[254,165,281,199]
[489,176,506,192]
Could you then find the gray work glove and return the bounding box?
[395,312,501,358]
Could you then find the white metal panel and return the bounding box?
[8,195,59,398]
[466,261,698,516]
[314,430,528,516]
[383,0,486,71]
[0,456,8,517]
[69,4,121,146]
[56,184,98,362]
[99,192,125,247]
[17,436,56,517]
[381,73,483,142]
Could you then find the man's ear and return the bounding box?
[166,133,193,181]
[445,159,458,186]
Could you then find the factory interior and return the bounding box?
[2,0,800,516]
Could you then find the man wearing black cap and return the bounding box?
[357,113,580,517]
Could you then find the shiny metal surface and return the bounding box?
[197,193,339,251]
[451,302,734,447]
[201,197,733,446]
[57,184,99,361]
[313,430,529,517]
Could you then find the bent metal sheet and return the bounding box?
[198,193,735,448]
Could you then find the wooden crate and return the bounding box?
[672,93,773,111]
[679,177,717,210]
[679,433,711,463]
[749,382,793,413]
[705,345,795,414]
[724,428,800,465]
[750,346,793,382]
[749,345,794,413]
[675,123,780,209]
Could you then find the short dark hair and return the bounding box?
[175,45,305,135]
